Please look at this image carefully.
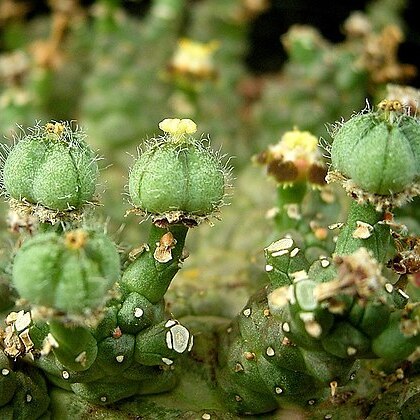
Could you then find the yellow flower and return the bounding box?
[64,229,88,250]
[255,128,326,186]
[169,38,219,80]
[282,129,318,153]
[159,118,197,138]
[270,128,319,163]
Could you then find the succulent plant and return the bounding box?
[254,128,341,261]
[213,101,420,415]
[0,118,231,418]
[0,101,417,419]
[12,228,120,317]
[129,118,228,226]
[0,1,419,418]
[2,121,99,225]
[329,100,420,196]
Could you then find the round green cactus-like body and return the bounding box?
[12,229,120,314]
[330,112,420,195]
[129,140,225,217]
[3,122,98,211]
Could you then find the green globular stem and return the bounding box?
[275,182,307,232]
[11,229,120,316]
[119,223,188,303]
[37,221,65,234]
[2,122,99,215]
[334,201,391,263]
[215,288,353,415]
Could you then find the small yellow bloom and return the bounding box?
[45,122,65,136]
[177,38,219,56]
[269,128,320,164]
[255,128,326,186]
[159,118,197,137]
[169,38,219,80]
[281,129,318,154]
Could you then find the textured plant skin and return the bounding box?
[214,227,418,415]
[334,201,392,262]
[12,229,120,315]
[129,119,227,224]
[0,1,418,417]
[1,119,203,410]
[2,122,98,212]
[129,142,225,216]
[330,103,420,196]
[120,224,188,303]
[26,223,193,406]
[0,221,192,409]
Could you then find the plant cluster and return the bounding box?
[0,99,419,419]
[0,1,420,419]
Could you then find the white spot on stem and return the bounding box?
[134,307,144,318]
[243,308,252,317]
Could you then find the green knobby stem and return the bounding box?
[334,201,391,263]
[215,288,353,415]
[0,362,50,419]
[274,182,307,232]
[119,223,189,303]
[272,182,338,263]
[267,248,415,367]
[264,236,310,289]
